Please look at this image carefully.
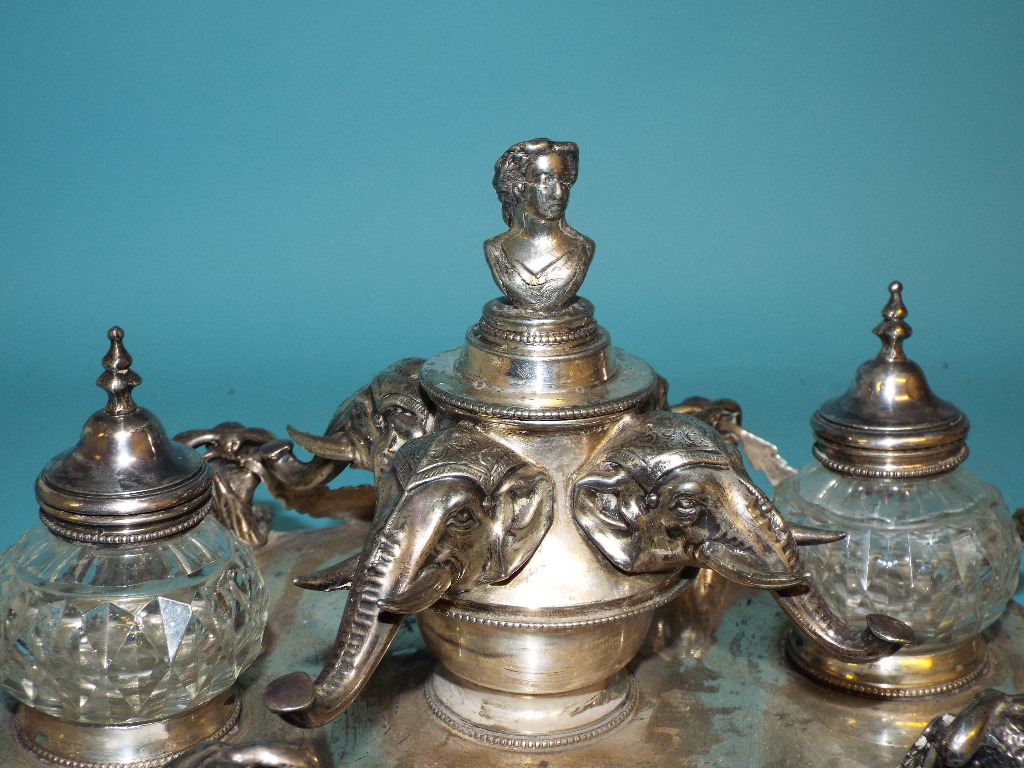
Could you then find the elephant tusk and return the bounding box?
[789,524,847,546]
[293,554,361,592]
[377,563,454,615]
[286,425,356,462]
[698,540,811,590]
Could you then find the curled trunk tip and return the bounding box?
[263,672,316,717]
[776,587,916,663]
[866,613,916,645]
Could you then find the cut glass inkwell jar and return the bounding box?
[0,328,269,767]
[776,282,1022,696]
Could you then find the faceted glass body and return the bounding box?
[0,516,268,724]
[774,462,1021,653]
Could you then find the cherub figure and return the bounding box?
[485,138,595,313]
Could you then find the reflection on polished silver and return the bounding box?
[811,281,969,479]
[14,688,241,768]
[251,139,916,750]
[5,516,1022,767]
[899,689,1024,768]
[38,327,212,546]
[1,328,268,768]
[425,668,639,750]
[164,741,317,768]
[776,281,1021,697]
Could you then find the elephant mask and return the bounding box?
[264,426,553,728]
[573,411,914,664]
[287,357,436,479]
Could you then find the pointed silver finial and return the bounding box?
[97,326,142,415]
[872,281,912,362]
[812,280,968,479]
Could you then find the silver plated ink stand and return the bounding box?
[2,139,1022,768]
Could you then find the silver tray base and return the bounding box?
[3,523,1023,768]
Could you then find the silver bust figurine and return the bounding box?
[485,138,595,313]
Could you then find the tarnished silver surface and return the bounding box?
[175,423,278,546]
[720,422,798,488]
[669,397,798,488]
[243,139,912,744]
[779,281,1021,699]
[12,689,240,768]
[572,411,912,662]
[284,357,436,480]
[670,397,798,487]
[786,632,992,699]
[5,524,1018,767]
[263,426,558,728]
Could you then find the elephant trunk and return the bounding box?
[264,531,435,728]
[726,477,915,663]
[773,585,915,663]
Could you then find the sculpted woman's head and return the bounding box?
[493,139,579,226]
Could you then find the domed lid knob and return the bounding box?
[97,325,142,415]
[36,327,212,544]
[810,282,969,478]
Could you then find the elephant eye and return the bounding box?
[670,496,699,522]
[382,407,418,437]
[446,508,479,531]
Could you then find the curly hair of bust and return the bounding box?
[493,138,579,226]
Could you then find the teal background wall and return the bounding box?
[1,3,1022,549]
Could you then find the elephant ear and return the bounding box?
[483,464,554,583]
[572,467,641,572]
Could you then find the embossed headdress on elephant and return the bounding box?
[264,425,554,728]
[380,427,555,589]
[573,410,915,663]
